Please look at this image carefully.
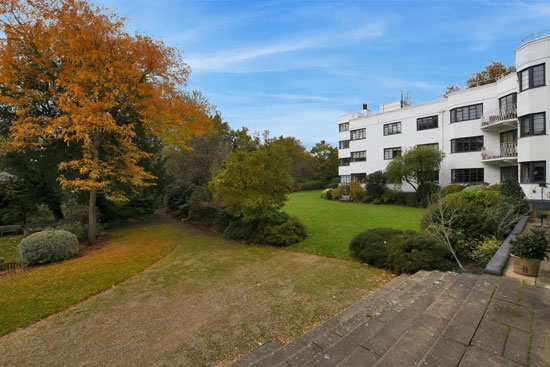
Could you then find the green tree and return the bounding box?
[386,146,444,195]
[310,140,338,181]
[267,136,313,183]
[209,144,293,221]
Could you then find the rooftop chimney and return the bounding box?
[362,103,368,110]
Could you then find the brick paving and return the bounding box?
[232,271,550,367]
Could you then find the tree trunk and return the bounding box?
[88,188,97,245]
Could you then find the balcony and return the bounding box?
[480,104,518,131]
[481,143,518,164]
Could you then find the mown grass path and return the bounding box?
[0,223,179,336]
[283,190,426,260]
[0,220,391,367]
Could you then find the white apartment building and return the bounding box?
[338,33,550,200]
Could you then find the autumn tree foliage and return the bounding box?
[0,0,211,244]
[466,61,514,87]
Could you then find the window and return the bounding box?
[499,93,517,111]
[383,122,401,136]
[521,161,546,183]
[417,115,438,131]
[350,128,366,140]
[519,63,545,92]
[450,103,483,123]
[520,113,546,137]
[351,151,366,162]
[340,175,351,184]
[339,158,350,166]
[451,168,484,183]
[339,140,350,149]
[418,143,439,150]
[451,136,484,153]
[339,122,349,132]
[500,166,518,183]
[384,147,401,160]
[351,173,366,182]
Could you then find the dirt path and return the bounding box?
[0,221,390,367]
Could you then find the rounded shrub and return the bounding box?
[321,188,333,200]
[326,183,339,189]
[349,228,404,268]
[387,231,454,273]
[471,237,501,266]
[223,219,258,241]
[18,230,79,267]
[440,184,464,197]
[253,216,307,246]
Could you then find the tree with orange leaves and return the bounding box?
[0,0,211,244]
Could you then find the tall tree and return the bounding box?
[0,0,211,244]
[310,140,338,181]
[266,136,313,184]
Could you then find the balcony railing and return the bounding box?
[481,104,517,127]
[481,143,517,161]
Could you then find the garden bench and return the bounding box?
[0,225,23,236]
[340,195,350,202]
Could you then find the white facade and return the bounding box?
[338,34,550,200]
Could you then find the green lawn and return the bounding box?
[283,190,426,260]
[0,235,22,263]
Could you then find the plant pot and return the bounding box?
[510,254,541,277]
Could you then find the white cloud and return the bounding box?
[185,22,384,73]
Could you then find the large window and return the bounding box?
[350,128,366,140]
[351,173,366,182]
[340,175,351,184]
[384,147,401,160]
[417,115,438,131]
[339,140,350,149]
[383,122,401,136]
[450,103,483,123]
[501,166,518,182]
[499,93,517,110]
[339,158,350,166]
[451,168,484,183]
[351,151,366,162]
[418,142,439,150]
[520,113,546,137]
[451,136,484,153]
[521,161,546,183]
[339,122,349,132]
[519,63,545,92]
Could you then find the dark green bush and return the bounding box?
[252,216,307,246]
[56,222,86,242]
[380,189,399,204]
[349,228,404,267]
[301,180,329,191]
[416,182,440,206]
[223,218,258,241]
[366,171,387,201]
[213,208,233,231]
[326,183,339,189]
[440,184,464,197]
[387,231,454,273]
[321,189,332,200]
[500,179,530,214]
[18,230,79,267]
[188,186,216,222]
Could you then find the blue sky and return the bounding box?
[97,0,550,147]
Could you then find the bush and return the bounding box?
[188,186,216,222]
[471,237,501,266]
[510,228,550,260]
[416,182,440,206]
[349,180,364,203]
[349,228,404,267]
[366,171,387,201]
[301,180,329,191]
[18,230,79,267]
[440,184,464,197]
[380,189,399,204]
[252,216,307,246]
[56,222,86,242]
[463,184,486,192]
[387,231,454,273]
[327,183,339,189]
[500,179,530,214]
[223,218,258,241]
[321,188,332,200]
[332,186,343,200]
